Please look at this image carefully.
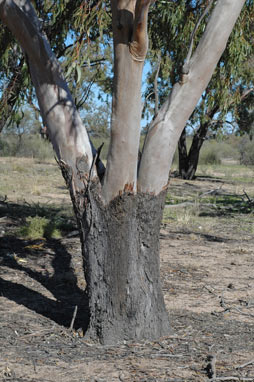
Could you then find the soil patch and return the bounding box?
[1,173,254,381]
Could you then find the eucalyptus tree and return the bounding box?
[0,0,246,344]
[146,0,254,179]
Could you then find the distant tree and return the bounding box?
[0,0,246,344]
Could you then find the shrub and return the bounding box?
[19,215,61,239]
[238,136,254,166]
[0,134,54,159]
[0,138,11,156]
[199,146,221,165]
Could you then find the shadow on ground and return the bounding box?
[0,200,89,331]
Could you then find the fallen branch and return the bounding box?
[164,202,215,209]
[243,190,254,205]
[212,377,254,381]
[236,359,254,369]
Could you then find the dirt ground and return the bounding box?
[1,164,254,382]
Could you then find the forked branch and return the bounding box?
[182,0,214,74]
[138,0,246,194]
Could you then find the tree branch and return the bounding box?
[138,0,246,194]
[102,0,154,203]
[0,0,97,191]
[154,55,161,116]
[182,0,214,75]
[129,0,154,62]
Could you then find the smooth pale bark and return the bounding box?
[138,0,246,194]
[102,0,152,203]
[0,0,95,190]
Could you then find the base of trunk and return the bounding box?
[78,189,170,344]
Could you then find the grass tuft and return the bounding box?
[18,215,62,239]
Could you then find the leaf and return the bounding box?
[65,65,73,79]
[76,65,82,84]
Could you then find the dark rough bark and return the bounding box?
[72,185,170,344]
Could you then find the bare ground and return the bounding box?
[0,163,254,382]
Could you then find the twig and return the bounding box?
[219,291,228,310]
[154,55,161,117]
[19,327,56,339]
[236,359,254,369]
[69,305,78,331]
[243,190,253,205]
[232,307,254,318]
[200,185,223,197]
[203,285,217,296]
[212,378,254,381]
[151,353,184,358]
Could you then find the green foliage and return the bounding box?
[18,216,61,239]
[147,1,254,119]
[0,1,112,132]
[146,0,254,171]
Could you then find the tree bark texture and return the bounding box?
[63,169,170,344]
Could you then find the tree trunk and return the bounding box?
[178,122,210,180]
[178,103,220,180]
[70,179,170,344]
[178,128,189,179]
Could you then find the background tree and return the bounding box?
[0,0,246,344]
[145,0,254,179]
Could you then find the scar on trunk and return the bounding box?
[129,0,152,61]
